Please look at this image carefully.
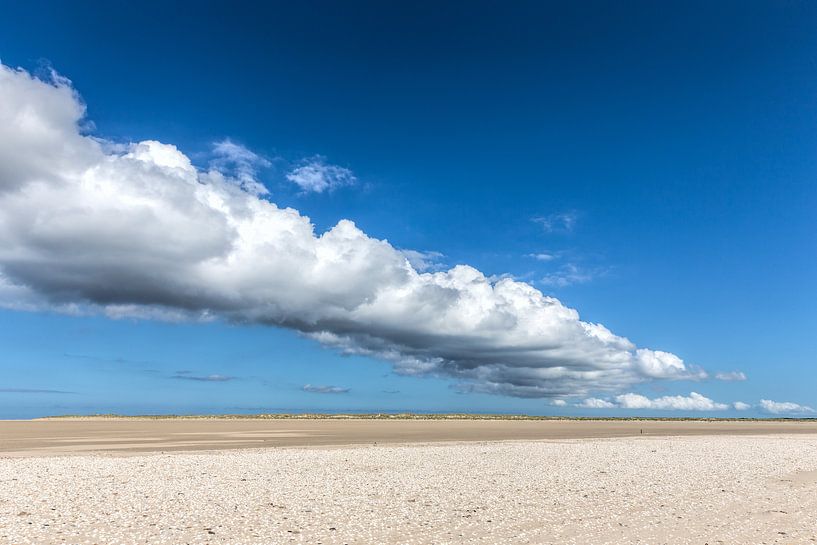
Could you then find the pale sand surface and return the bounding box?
[3,418,817,455]
[1,435,816,544]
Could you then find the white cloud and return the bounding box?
[715,371,747,381]
[759,399,815,415]
[0,63,706,398]
[303,384,350,394]
[615,392,728,411]
[550,399,567,407]
[286,157,356,193]
[635,350,708,380]
[733,401,751,411]
[578,397,616,409]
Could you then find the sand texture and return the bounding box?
[4,418,817,455]
[1,434,816,544]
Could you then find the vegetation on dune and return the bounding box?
[36,413,817,422]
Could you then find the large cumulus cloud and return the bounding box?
[0,63,706,397]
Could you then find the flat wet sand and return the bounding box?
[2,417,817,455]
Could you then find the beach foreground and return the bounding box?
[1,431,816,544]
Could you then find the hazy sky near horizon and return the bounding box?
[0,1,815,418]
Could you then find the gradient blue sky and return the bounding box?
[0,0,815,418]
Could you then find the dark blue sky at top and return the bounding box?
[0,1,815,417]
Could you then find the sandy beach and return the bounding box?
[0,420,816,544]
[3,417,817,455]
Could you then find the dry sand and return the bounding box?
[3,417,817,455]
[1,420,816,544]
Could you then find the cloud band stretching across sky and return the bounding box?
[303,384,350,394]
[759,399,815,415]
[0,63,707,398]
[579,392,751,411]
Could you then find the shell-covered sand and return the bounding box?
[1,435,816,544]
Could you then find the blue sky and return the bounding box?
[0,1,815,418]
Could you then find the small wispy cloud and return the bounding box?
[714,371,747,381]
[0,388,75,394]
[400,249,445,272]
[550,399,567,407]
[303,384,350,394]
[63,353,156,366]
[527,252,558,262]
[540,263,600,287]
[382,389,401,394]
[171,372,235,382]
[733,401,751,410]
[286,157,356,193]
[486,272,533,283]
[759,399,815,415]
[532,211,579,233]
[210,139,271,195]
